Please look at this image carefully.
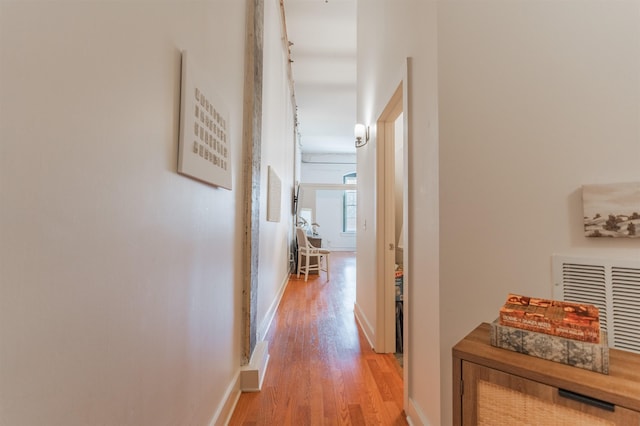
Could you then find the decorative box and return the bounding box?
[490,319,609,374]
[499,294,601,343]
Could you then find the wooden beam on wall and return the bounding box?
[241,0,264,365]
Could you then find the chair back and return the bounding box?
[296,227,316,252]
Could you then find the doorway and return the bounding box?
[375,83,406,359]
[295,183,358,251]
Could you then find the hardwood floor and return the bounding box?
[228,252,407,425]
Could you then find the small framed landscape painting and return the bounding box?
[583,182,640,238]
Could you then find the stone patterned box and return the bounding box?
[490,319,609,374]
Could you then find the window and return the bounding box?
[343,172,357,232]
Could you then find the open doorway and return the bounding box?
[295,183,358,253]
[375,83,406,363]
[393,112,405,363]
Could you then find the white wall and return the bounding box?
[357,1,440,424]
[256,0,297,340]
[301,156,357,184]
[357,1,639,425]
[0,1,296,424]
[438,3,639,424]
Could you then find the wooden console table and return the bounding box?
[307,235,321,248]
[452,323,640,425]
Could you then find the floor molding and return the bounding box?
[257,271,291,342]
[210,371,241,426]
[406,397,430,426]
[354,301,375,350]
[240,340,270,392]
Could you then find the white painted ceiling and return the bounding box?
[283,0,357,155]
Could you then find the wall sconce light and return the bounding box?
[354,123,370,148]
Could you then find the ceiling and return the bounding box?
[283,0,357,155]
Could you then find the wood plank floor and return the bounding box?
[228,252,407,425]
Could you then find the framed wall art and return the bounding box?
[178,51,232,189]
[583,182,640,238]
[267,166,282,222]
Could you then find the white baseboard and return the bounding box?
[240,268,289,392]
[240,340,270,392]
[210,371,241,426]
[406,397,430,426]
[353,301,375,349]
[212,271,290,423]
[257,271,291,341]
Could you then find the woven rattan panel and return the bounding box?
[477,380,614,426]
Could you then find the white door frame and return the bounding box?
[375,83,404,354]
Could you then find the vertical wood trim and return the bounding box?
[383,119,396,352]
[375,120,388,352]
[241,0,264,365]
[375,83,403,354]
[402,56,412,410]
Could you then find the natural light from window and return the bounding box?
[343,172,357,233]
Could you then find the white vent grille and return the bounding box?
[553,255,640,354]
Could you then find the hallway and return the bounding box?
[229,252,407,425]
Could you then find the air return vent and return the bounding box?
[552,255,640,354]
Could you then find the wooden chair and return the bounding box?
[296,227,330,282]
